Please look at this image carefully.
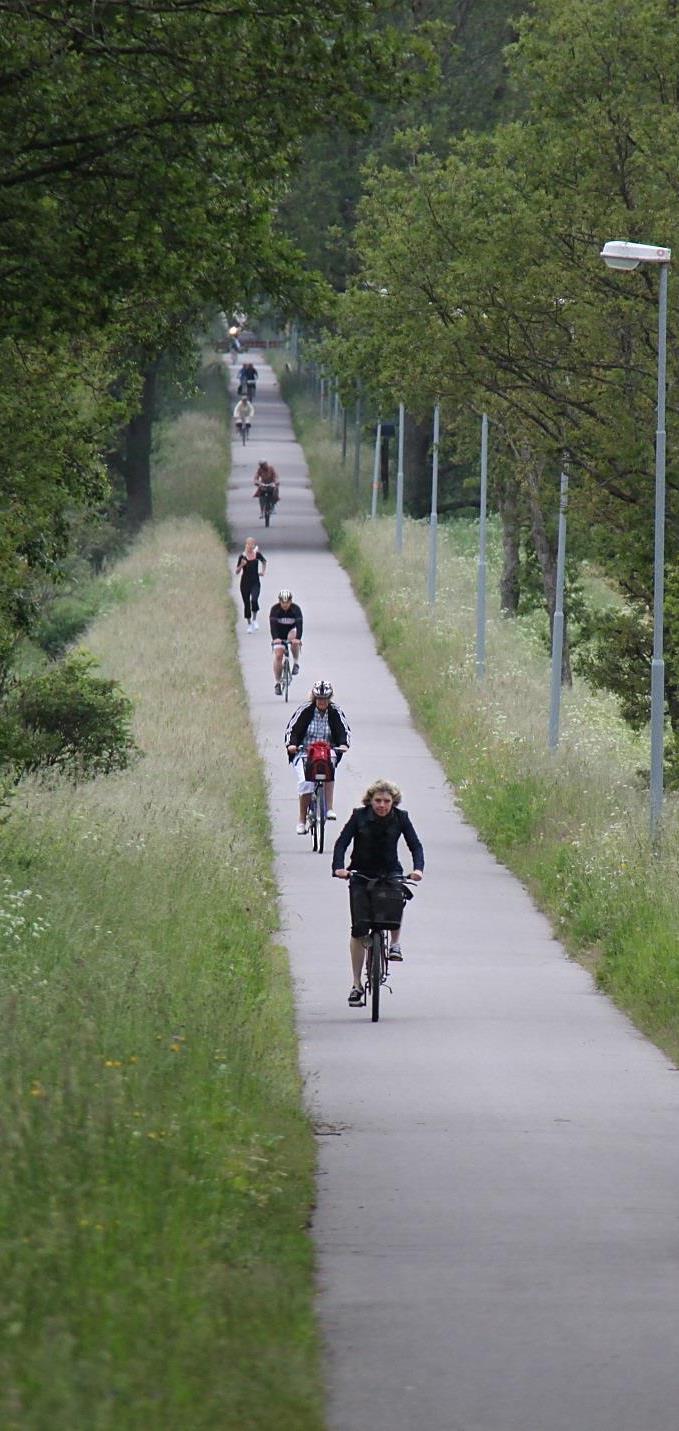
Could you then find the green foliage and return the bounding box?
[3,653,137,781]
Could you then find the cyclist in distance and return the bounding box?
[285,680,350,833]
[270,589,303,695]
[253,461,279,517]
[235,537,266,630]
[239,361,258,400]
[332,779,424,1005]
[234,394,254,438]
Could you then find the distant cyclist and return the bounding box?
[253,461,279,517]
[239,361,258,401]
[234,395,254,438]
[285,680,350,833]
[270,589,303,694]
[332,779,424,1005]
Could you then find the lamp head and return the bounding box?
[601,240,671,271]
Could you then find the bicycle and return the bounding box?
[303,739,335,854]
[236,420,250,446]
[346,872,416,1022]
[279,640,293,703]
[260,485,277,527]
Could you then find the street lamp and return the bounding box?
[600,239,671,842]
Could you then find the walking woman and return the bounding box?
[235,537,266,631]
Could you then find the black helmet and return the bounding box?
[312,679,333,699]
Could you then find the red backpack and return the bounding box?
[304,739,334,781]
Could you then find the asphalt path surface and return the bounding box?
[228,355,679,1431]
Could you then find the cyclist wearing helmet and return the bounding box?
[270,590,303,694]
[285,681,351,833]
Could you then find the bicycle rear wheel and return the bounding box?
[369,931,382,1022]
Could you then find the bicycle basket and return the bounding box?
[366,878,406,930]
[304,739,334,781]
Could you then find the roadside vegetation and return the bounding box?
[0,388,323,1428]
[285,382,679,1066]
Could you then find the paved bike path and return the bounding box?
[228,355,679,1431]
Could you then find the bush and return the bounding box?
[1,651,138,780]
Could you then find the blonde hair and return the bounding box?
[362,779,402,806]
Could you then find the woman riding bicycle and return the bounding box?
[332,780,424,1006]
[285,680,350,833]
[234,395,254,438]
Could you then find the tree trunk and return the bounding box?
[498,471,521,614]
[524,450,572,686]
[123,362,158,528]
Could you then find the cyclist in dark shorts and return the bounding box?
[235,538,266,630]
[270,589,303,694]
[333,779,424,1005]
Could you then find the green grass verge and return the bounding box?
[286,382,679,1066]
[0,386,323,1426]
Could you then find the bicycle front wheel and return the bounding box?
[282,660,291,703]
[316,783,326,854]
[264,505,271,526]
[369,932,383,1022]
[310,795,318,852]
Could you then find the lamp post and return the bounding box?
[395,402,405,553]
[548,464,569,749]
[353,382,362,496]
[600,239,671,843]
[476,413,489,678]
[428,403,440,604]
[370,420,382,518]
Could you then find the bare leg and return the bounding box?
[325,779,335,813]
[273,644,284,679]
[389,926,402,949]
[350,937,366,988]
[299,793,312,823]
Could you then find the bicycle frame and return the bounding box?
[345,872,416,1022]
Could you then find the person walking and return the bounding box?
[235,538,266,630]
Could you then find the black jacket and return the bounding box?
[332,805,424,876]
[285,700,351,754]
[270,602,303,640]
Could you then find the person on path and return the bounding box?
[253,461,279,517]
[235,539,266,630]
[234,395,254,437]
[285,680,350,832]
[332,779,424,1004]
[238,361,258,399]
[270,589,303,694]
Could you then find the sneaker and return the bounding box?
[389,942,403,961]
[246,620,254,632]
[274,682,282,695]
[326,809,337,821]
[292,662,300,675]
[252,619,259,630]
[348,985,363,1006]
[296,821,307,835]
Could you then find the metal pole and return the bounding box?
[333,382,340,435]
[395,402,405,553]
[548,466,569,750]
[428,403,440,604]
[370,420,382,518]
[650,262,669,844]
[319,374,325,420]
[353,385,362,495]
[341,404,348,465]
[476,413,489,678]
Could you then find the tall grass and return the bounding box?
[152,354,231,532]
[286,382,679,1064]
[0,401,323,1423]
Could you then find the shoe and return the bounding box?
[292,662,300,675]
[326,809,337,821]
[274,682,282,695]
[296,821,307,835]
[252,619,259,630]
[246,620,254,632]
[389,942,403,961]
[348,985,364,1006]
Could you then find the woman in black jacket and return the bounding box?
[333,779,424,1005]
